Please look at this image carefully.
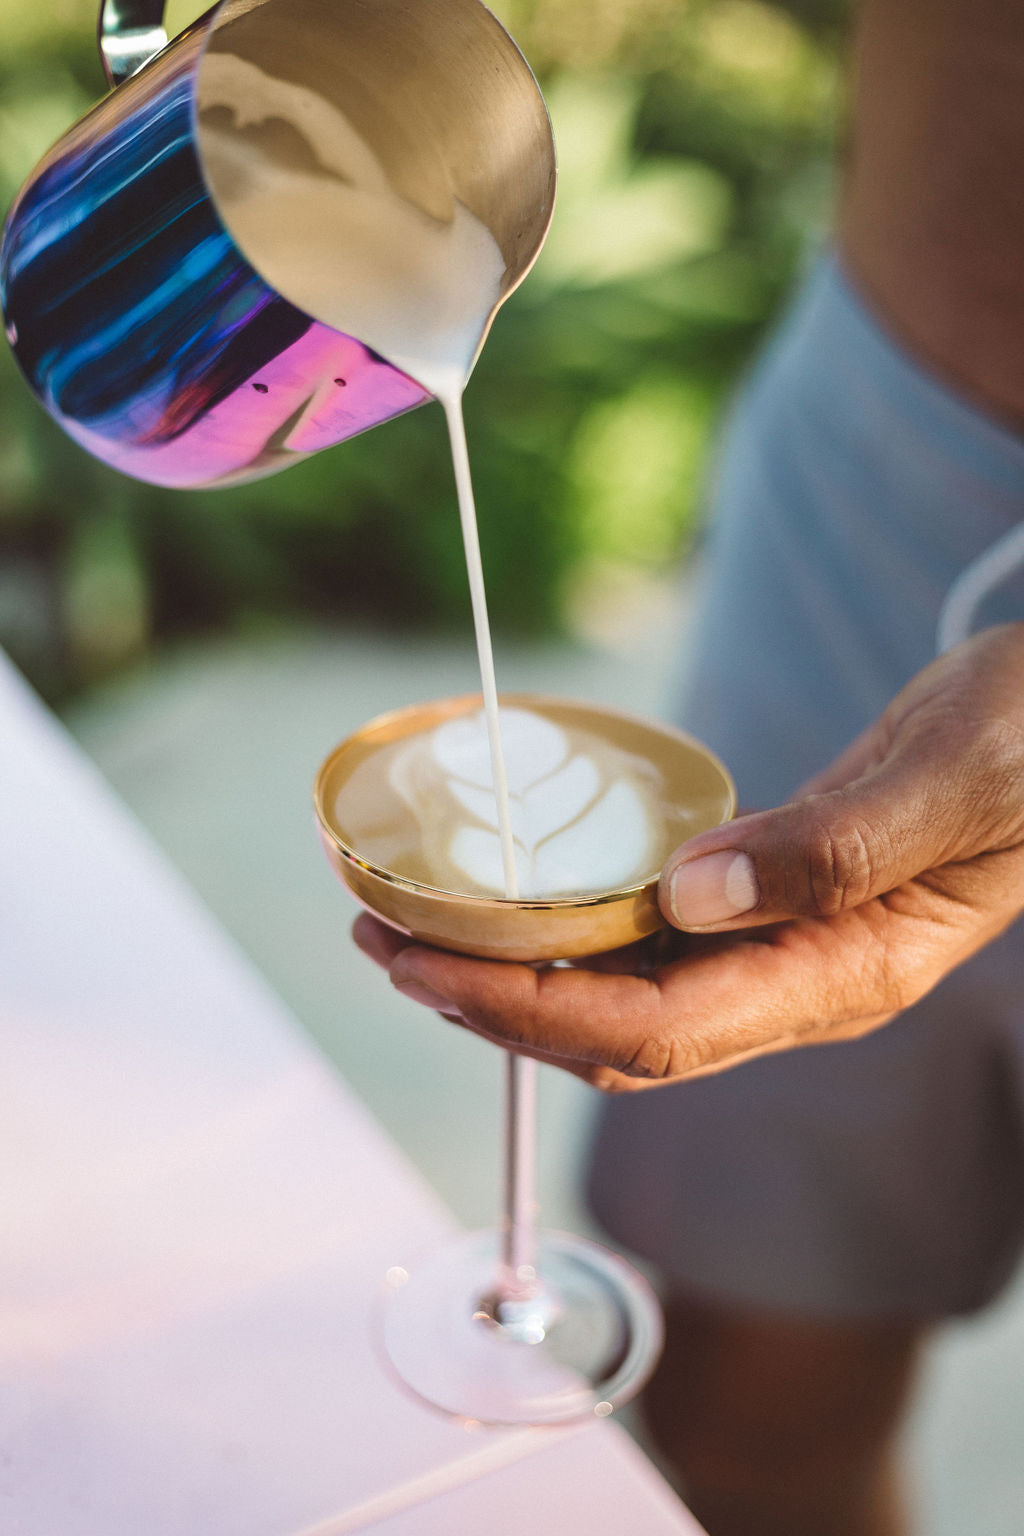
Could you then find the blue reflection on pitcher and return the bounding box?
[0,19,428,489]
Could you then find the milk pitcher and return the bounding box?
[0,0,554,488]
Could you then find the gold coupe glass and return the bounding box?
[315,691,735,1425]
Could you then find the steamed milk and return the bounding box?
[202,59,641,900]
[332,702,689,899]
[196,54,508,397]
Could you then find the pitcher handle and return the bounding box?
[98,0,169,87]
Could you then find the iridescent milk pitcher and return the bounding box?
[0,0,555,487]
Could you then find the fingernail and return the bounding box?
[668,850,759,928]
[393,979,454,1012]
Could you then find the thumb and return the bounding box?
[658,749,982,933]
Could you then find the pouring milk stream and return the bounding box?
[198,16,677,1422]
[200,51,525,896]
[200,47,658,904]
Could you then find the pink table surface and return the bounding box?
[0,653,704,1535]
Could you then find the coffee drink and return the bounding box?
[322,695,735,901]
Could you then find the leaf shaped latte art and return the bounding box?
[389,707,660,898]
[432,708,567,792]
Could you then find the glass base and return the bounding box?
[379,1228,663,1426]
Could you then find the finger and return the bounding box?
[355,935,649,1090]
[567,929,683,975]
[388,963,791,1092]
[356,921,693,1088]
[658,754,992,933]
[388,894,954,1082]
[389,943,678,1075]
[412,964,893,1091]
[353,917,671,1064]
[352,912,417,969]
[382,933,805,1090]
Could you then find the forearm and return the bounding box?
[840,0,1024,427]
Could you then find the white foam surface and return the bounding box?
[198,53,506,397]
[394,706,655,897]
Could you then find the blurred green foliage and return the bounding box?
[0,0,845,700]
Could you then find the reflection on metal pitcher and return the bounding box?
[0,0,554,489]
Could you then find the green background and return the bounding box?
[0,0,845,701]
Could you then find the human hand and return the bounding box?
[353,623,1024,1090]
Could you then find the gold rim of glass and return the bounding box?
[312,691,737,909]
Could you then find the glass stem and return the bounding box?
[501,1050,539,1293]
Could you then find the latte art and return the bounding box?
[389,707,658,897]
[329,699,715,901]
